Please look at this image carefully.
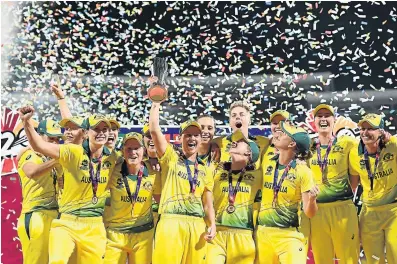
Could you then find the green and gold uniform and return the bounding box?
[152,144,214,264]
[49,142,118,264]
[207,163,262,264]
[350,138,397,264]
[104,160,161,264]
[17,150,61,264]
[300,136,360,264]
[256,157,315,264]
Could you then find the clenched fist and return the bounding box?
[18,106,35,122]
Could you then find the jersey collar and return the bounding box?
[82,140,111,156]
[270,154,297,169]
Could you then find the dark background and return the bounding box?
[2,1,397,132]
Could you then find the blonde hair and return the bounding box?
[229,100,251,114]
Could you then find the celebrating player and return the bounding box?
[17,119,63,264]
[301,104,360,264]
[19,106,118,263]
[262,110,291,162]
[256,121,318,264]
[149,100,216,264]
[213,101,270,169]
[104,132,161,264]
[196,114,219,166]
[349,114,397,264]
[207,130,262,264]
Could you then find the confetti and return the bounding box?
[0,1,395,133]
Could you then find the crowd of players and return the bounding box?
[16,79,397,264]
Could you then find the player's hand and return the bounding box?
[204,224,216,242]
[51,83,65,99]
[148,158,161,172]
[148,76,158,86]
[51,75,64,99]
[18,106,35,122]
[309,185,320,202]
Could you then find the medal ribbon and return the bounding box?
[121,161,145,209]
[228,168,246,206]
[315,137,334,182]
[272,160,294,207]
[363,146,381,191]
[87,147,103,201]
[184,157,199,194]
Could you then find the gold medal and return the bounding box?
[368,191,374,198]
[226,205,235,214]
[92,196,98,204]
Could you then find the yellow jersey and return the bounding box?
[309,135,358,203]
[105,160,161,232]
[58,141,118,217]
[213,163,262,230]
[258,156,315,228]
[18,150,62,213]
[157,144,214,217]
[349,139,397,207]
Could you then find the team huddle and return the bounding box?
[16,80,397,264]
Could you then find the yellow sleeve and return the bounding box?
[18,150,41,168]
[253,174,263,228]
[158,144,178,166]
[299,165,315,193]
[152,171,162,195]
[204,167,214,192]
[59,144,82,168]
[389,135,397,144]
[348,146,361,176]
[109,163,122,189]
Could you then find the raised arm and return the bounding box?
[51,80,72,119]
[149,102,168,158]
[19,106,61,159]
[22,159,59,179]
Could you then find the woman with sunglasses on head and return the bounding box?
[349,114,397,264]
[301,104,360,264]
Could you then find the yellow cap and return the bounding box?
[59,116,88,129]
[37,119,63,137]
[358,114,384,129]
[122,132,144,146]
[87,114,111,129]
[108,119,120,129]
[270,110,290,122]
[230,130,260,163]
[280,121,310,154]
[179,120,202,135]
[313,104,335,117]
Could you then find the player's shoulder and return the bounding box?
[336,135,359,146]
[295,161,312,175]
[18,149,39,166]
